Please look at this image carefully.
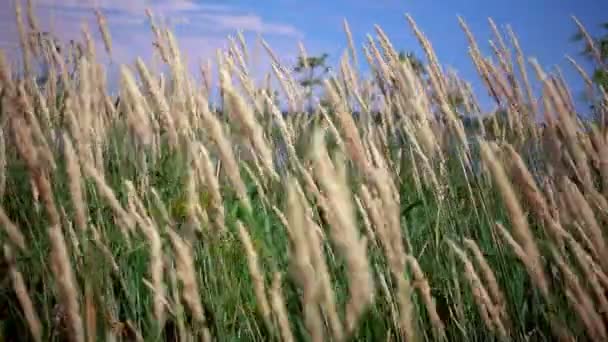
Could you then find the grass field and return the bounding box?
[0,2,607,341]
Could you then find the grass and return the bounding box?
[0,1,607,341]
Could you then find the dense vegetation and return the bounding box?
[1,2,607,341]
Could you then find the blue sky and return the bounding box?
[1,0,606,113]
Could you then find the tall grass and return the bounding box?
[0,2,607,341]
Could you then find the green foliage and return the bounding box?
[293,53,331,112]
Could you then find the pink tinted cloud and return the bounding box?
[1,0,303,62]
[199,13,303,38]
[1,0,311,98]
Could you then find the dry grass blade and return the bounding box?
[63,134,87,232]
[463,239,509,327]
[95,8,112,56]
[270,272,294,342]
[82,163,135,241]
[310,130,374,336]
[166,228,212,341]
[551,248,607,341]
[49,224,84,342]
[406,255,446,340]
[4,244,42,342]
[0,206,26,251]
[236,221,273,331]
[480,141,548,298]
[285,178,324,342]
[449,240,508,340]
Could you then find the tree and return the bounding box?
[398,50,425,76]
[293,53,330,113]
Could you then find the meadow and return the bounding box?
[0,2,607,341]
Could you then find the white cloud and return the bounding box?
[25,0,302,38]
[0,0,305,91]
[199,13,303,37]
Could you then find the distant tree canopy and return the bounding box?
[398,50,425,76]
[293,53,331,112]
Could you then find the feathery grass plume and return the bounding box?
[566,55,595,100]
[94,9,112,56]
[310,129,374,336]
[228,36,248,76]
[463,239,509,327]
[221,69,277,180]
[406,255,446,340]
[565,234,608,323]
[505,145,567,244]
[236,221,273,332]
[31,81,52,136]
[589,125,608,197]
[479,141,549,298]
[165,255,188,342]
[449,240,508,340]
[0,205,26,251]
[507,25,538,117]
[63,134,87,233]
[493,219,566,337]
[120,65,154,146]
[270,63,298,113]
[270,273,294,342]
[551,248,607,341]
[319,105,346,151]
[166,228,212,341]
[531,59,592,187]
[62,96,86,157]
[488,18,512,72]
[367,148,412,272]
[0,50,12,90]
[294,183,344,341]
[25,0,40,33]
[15,0,32,79]
[197,94,251,211]
[16,82,56,170]
[124,182,166,325]
[285,178,324,342]
[150,188,172,227]
[242,163,270,207]
[194,142,225,233]
[561,178,608,271]
[236,30,249,64]
[81,24,97,62]
[343,19,359,71]
[74,57,95,159]
[82,163,135,242]
[182,151,202,242]
[4,244,42,342]
[572,16,606,69]
[355,195,378,248]
[405,14,446,94]
[358,184,386,245]
[146,9,170,64]
[62,211,82,261]
[10,116,65,240]
[570,220,601,263]
[399,56,441,158]
[324,79,372,179]
[554,67,576,113]
[262,90,295,149]
[136,58,178,148]
[49,223,85,342]
[90,224,119,274]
